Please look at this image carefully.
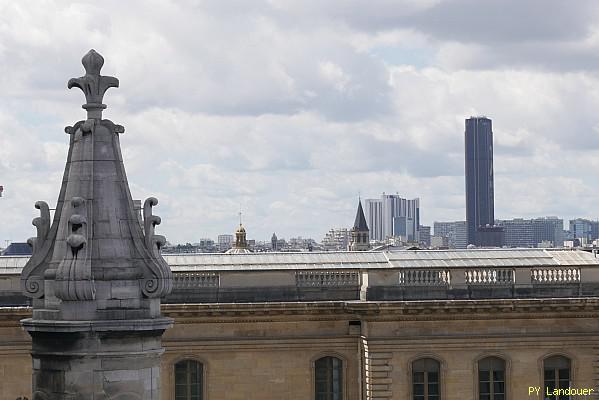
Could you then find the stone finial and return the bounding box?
[21,50,173,400]
[68,49,119,118]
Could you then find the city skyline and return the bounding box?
[2,1,599,243]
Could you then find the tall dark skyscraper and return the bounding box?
[465,116,496,246]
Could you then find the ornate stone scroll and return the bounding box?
[21,201,52,298]
[140,197,171,297]
[27,201,50,255]
[54,197,95,300]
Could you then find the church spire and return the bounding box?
[353,198,369,231]
[349,199,370,251]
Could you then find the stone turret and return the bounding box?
[20,50,172,399]
[226,223,252,254]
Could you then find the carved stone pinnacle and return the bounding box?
[68,49,119,118]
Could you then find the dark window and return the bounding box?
[175,359,203,400]
[544,356,571,400]
[413,358,440,400]
[478,357,505,400]
[315,356,343,400]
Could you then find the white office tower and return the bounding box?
[364,194,420,242]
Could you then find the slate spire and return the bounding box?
[353,199,369,231]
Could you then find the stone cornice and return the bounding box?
[0,307,31,325]
[3,298,599,324]
[161,297,599,322]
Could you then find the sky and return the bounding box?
[1,0,599,244]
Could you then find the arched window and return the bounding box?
[315,356,343,400]
[412,358,440,400]
[544,356,571,400]
[478,357,505,400]
[175,359,203,400]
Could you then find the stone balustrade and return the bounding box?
[399,269,450,286]
[465,268,514,285]
[2,249,599,304]
[173,272,220,289]
[531,267,580,284]
[295,270,360,287]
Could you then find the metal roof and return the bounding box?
[164,251,388,271]
[0,249,597,275]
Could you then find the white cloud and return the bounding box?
[1,1,599,245]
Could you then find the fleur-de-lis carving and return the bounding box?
[68,49,119,117]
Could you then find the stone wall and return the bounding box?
[1,299,599,399]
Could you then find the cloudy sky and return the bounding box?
[1,0,599,244]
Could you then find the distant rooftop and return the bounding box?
[1,242,32,256]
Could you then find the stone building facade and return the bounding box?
[2,249,599,399]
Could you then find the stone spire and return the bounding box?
[349,199,370,251]
[20,50,172,399]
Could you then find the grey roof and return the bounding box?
[1,248,598,275]
[386,249,563,268]
[2,242,32,256]
[353,200,369,231]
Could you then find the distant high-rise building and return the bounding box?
[430,235,448,248]
[218,234,234,252]
[569,218,599,242]
[271,233,278,251]
[288,237,316,251]
[465,116,497,246]
[364,194,420,241]
[419,225,431,247]
[434,221,468,249]
[495,218,534,247]
[497,217,564,248]
[363,198,383,241]
[321,228,350,251]
[477,225,505,248]
[532,217,564,248]
[198,238,216,252]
